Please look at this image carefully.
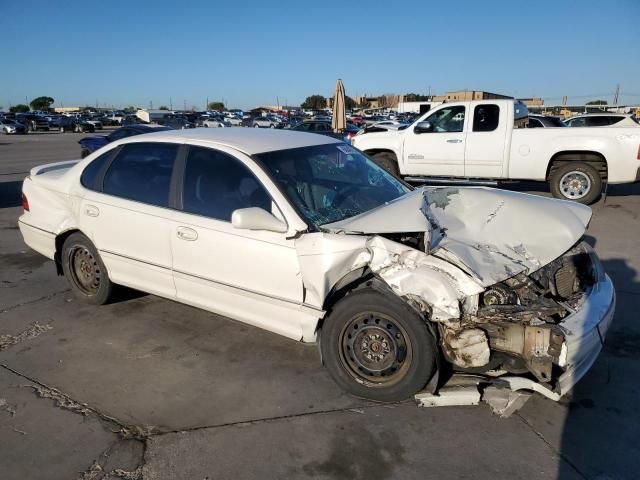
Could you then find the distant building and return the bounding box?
[519,97,544,106]
[442,90,513,101]
[54,107,81,113]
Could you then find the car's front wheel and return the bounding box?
[321,288,437,402]
[61,232,114,305]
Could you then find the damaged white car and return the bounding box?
[19,129,615,402]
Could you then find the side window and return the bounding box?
[80,151,113,190]
[102,143,177,207]
[425,106,465,132]
[569,118,585,127]
[527,118,543,128]
[472,104,500,132]
[182,146,272,221]
[608,117,623,125]
[586,117,610,127]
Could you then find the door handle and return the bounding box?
[176,226,198,241]
[84,205,100,217]
[446,139,463,143]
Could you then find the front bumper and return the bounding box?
[500,274,615,401]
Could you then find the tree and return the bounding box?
[345,96,357,110]
[29,96,55,111]
[377,93,400,109]
[208,101,225,111]
[586,100,608,105]
[9,104,30,113]
[403,93,431,102]
[301,95,327,111]
[158,105,169,110]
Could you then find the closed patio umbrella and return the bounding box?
[331,79,346,133]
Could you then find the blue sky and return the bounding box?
[1,0,639,110]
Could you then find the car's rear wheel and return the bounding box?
[254,124,260,128]
[61,233,114,305]
[371,152,400,177]
[549,162,602,204]
[321,288,437,402]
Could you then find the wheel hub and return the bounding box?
[340,313,409,385]
[70,247,100,294]
[559,171,591,199]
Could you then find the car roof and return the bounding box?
[122,127,341,155]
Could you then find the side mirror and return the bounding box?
[414,121,434,134]
[231,207,288,233]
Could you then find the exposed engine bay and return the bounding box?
[439,242,597,387]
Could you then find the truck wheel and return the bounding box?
[371,152,400,177]
[321,288,437,402]
[549,162,602,204]
[61,233,114,305]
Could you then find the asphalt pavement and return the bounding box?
[1,131,638,479]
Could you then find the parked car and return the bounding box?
[78,124,173,157]
[203,118,230,128]
[15,114,50,132]
[252,116,282,128]
[158,117,195,129]
[0,118,27,134]
[289,120,361,142]
[527,114,567,128]
[19,128,615,403]
[353,99,640,204]
[224,115,243,126]
[44,115,62,128]
[58,116,96,133]
[564,114,639,127]
[81,116,103,130]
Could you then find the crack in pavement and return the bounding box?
[75,439,145,480]
[0,322,52,351]
[0,289,70,314]
[515,411,588,480]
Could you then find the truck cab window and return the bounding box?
[472,104,499,132]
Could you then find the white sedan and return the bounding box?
[19,129,614,402]
[202,118,230,128]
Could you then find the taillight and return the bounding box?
[22,193,29,211]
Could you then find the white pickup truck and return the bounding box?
[352,99,640,204]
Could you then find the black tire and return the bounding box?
[549,162,602,205]
[321,288,437,402]
[371,152,400,177]
[61,233,114,305]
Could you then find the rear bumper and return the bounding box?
[18,219,56,260]
[501,274,615,401]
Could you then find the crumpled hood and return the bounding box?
[323,187,592,286]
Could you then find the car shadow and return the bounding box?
[0,180,23,208]
[557,257,640,479]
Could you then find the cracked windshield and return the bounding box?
[257,143,410,226]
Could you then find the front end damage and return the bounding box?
[300,186,615,402]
